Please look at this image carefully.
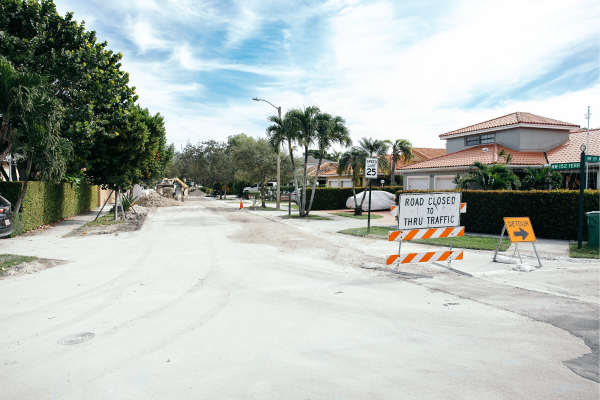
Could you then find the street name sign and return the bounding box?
[504,217,536,242]
[365,157,378,179]
[586,155,600,162]
[397,192,461,230]
[551,162,580,170]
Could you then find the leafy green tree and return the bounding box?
[388,139,413,185]
[0,0,137,172]
[135,107,174,187]
[233,137,278,207]
[454,161,521,190]
[305,113,351,215]
[337,147,369,215]
[522,167,562,189]
[0,57,70,214]
[210,143,237,199]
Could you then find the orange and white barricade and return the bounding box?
[388,227,465,241]
[386,250,464,265]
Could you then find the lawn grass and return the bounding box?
[569,243,599,259]
[338,227,511,251]
[247,206,281,211]
[82,212,124,227]
[0,254,37,275]
[280,215,332,220]
[330,212,383,220]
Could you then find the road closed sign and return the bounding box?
[365,157,378,179]
[504,217,536,242]
[398,192,461,230]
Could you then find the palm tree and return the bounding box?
[305,113,352,216]
[388,139,413,185]
[0,57,69,214]
[266,111,301,210]
[356,138,390,211]
[288,106,321,217]
[522,167,562,190]
[454,161,521,190]
[337,147,368,215]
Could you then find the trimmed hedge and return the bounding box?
[303,186,403,211]
[394,189,599,240]
[0,182,98,236]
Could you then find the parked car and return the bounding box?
[0,195,14,238]
[290,189,302,203]
[243,182,277,192]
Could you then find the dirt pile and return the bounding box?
[124,204,150,220]
[138,191,184,207]
[3,259,66,278]
[189,190,207,197]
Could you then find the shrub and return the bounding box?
[394,189,599,240]
[0,182,98,236]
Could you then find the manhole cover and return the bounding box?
[57,332,95,345]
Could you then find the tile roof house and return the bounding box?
[399,112,598,190]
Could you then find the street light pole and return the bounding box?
[253,97,282,210]
[585,106,591,189]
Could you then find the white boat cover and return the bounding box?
[346,190,396,211]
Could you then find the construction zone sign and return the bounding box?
[504,217,536,243]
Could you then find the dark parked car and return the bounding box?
[0,195,13,238]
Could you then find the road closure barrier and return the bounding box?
[387,193,468,276]
[493,217,542,268]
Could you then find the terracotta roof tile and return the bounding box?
[400,143,546,170]
[308,162,341,177]
[546,128,600,164]
[439,112,579,138]
[412,147,446,159]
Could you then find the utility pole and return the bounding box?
[585,106,591,189]
[253,98,282,210]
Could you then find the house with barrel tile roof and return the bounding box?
[399,112,599,190]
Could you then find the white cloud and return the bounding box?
[127,19,170,53]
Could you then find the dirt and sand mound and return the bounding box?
[138,191,184,207]
[2,259,67,278]
[189,190,207,197]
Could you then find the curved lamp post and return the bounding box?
[253,97,282,210]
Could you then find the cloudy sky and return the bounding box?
[55,0,599,151]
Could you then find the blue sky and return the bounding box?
[55,0,599,151]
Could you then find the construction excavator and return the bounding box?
[156,178,188,201]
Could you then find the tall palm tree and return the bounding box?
[338,147,369,215]
[0,57,68,214]
[288,106,320,217]
[388,139,413,185]
[454,161,521,190]
[266,111,301,210]
[305,113,352,216]
[356,138,390,211]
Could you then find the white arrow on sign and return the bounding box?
[365,157,378,179]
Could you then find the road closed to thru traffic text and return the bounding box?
[397,192,461,230]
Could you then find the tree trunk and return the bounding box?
[114,187,119,221]
[259,174,266,208]
[288,140,300,216]
[306,153,324,217]
[390,157,396,186]
[352,177,362,216]
[358,175,369,211]
[12,159,32,214]
[301,145,309,217]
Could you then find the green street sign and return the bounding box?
[551,162,580,170]
[586,155,600,162]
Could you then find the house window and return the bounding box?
[466,133,495,146]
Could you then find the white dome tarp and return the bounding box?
[346,191,396,211]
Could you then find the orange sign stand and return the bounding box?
[494,217,542,267]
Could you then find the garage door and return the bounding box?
[329,180,339,188]
[436,178,456,190]
[341,180,352,188]
[407,177,429,190]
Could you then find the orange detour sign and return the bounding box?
[504,217,536,242]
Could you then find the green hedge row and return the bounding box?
[303,186,403,210]
[394,189,599,240]
[0,182,98,236]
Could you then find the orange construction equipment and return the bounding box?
[240,199,244,209]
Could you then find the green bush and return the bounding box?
[302,186,403,210]
[0,182,98,236]
[199,187,213,195]
[394,189,599,240]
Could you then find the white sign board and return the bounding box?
[365,157,378,179]
[398,192,461,230]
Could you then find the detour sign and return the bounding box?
[504,217,536,242]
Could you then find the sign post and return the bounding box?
[578,147,587,249]
[365,157,378,233]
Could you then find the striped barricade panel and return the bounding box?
[386,250,464,265]
[388,226,465,242]
[460,203,467,213]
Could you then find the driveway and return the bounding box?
[0,198,597,399]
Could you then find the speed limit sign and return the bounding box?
[365,157,378,179]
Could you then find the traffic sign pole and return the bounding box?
[367,178,373,233]
[578,150,586,249]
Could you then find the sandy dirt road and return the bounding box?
[0,198,597,399]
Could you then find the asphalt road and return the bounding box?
[0,199,598,399]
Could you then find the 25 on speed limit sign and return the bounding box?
[365,157,378,179]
